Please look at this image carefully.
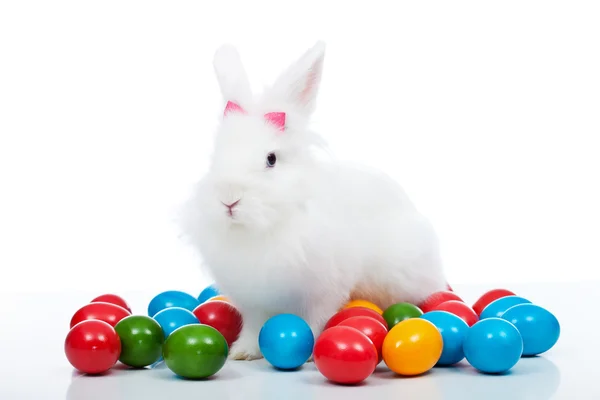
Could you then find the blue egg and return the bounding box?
[501,304,560,356]
[258,314,314,370]
[148,290,200,317]
[153,307,199,338]
[463,318,523,374]
[480,296,531,320]
[197,284,220,304]
[421,310,469,366]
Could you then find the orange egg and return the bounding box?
[382,318,443,375]
[343,299,384,315]
[207,295,231,303]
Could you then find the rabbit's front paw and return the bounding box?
[229,332,262,361]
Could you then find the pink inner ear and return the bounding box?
[224,101,246,116]
[264,112,286,132]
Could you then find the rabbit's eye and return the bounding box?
[266,153,277,168]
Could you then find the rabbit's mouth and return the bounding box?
[221,201,247,225]
[226,210,240,220]
[221,199,241,218]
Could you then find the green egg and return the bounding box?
[114,315,164,368]
[383,302,423,330]
[163,324,229,379]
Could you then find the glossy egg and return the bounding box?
[338,316,388,363]
[420,310,469,365]
[501,304,560,356]
[70,302,131,329]
[434,300,479,327]
[259,314,314,370]
[480,296,531,320]
[91,294,132,313]
[193,301,243,347]
[207,295,231,303]
[65,320,121,374]
[343,299,384,314]
[152,307,199,339]
[148,291,200,317]
[114,315,164,368]
[418,290,464,313]
[382,318,443,375]
[313,326,378,384]
[163,324,228,379]
[463,318,523,374]
[472,288,516,316]
[324,307,387,331]
[197,284,220,303]
[382,302,423,330]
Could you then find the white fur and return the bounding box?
[179,41,447,360]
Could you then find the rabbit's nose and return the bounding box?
[221,199,240,210]
[221,199,240,216]
[215,182,245,205]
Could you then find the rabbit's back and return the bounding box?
[303,161,446,305]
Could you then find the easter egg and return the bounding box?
[338,316,388,363]
[148,290,200,317]
[472,289,516,316]
[420,310,469,365]
[463,318,523,374]
[418,290,464,313]
[152,307,199,339]
[114,315,164,368]
[91,294,132,313]
[343,299,384,314]
[65,320,121,374]
[193,301,243,347]
[480,296,531,320]
[313,326,378,384]
[501,304,560,356]
[382,318,443,376]
[382,302,423,330]
[324,307,387,331]
[433,300,479,327]
[197,284,220,303]
[70,302,131,329]
[207,295,231,303]
[258,314,314,370]
[163,324,228,379]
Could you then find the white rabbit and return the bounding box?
[179,41,448,360]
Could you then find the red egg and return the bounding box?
[418,290,464,313]
[434,300,479,327]
[338,316,387,363]
[70,302,131,329]
[324,307,387,331]
[472,288,517,316]
[192,300,243,346]
[65,320,121,374]
[314,326,378,385]
[91,294,132,313]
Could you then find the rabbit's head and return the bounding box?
[198,42,327,232]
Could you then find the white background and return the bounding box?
[1,1,598,295]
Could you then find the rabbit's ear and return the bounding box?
[213,44,253,106]
[267,41,326,116]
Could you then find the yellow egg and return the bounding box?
[343,299,384,315]
[207,295,231,303]
[382,318,443,376]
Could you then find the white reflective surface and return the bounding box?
[1,283,594,399]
